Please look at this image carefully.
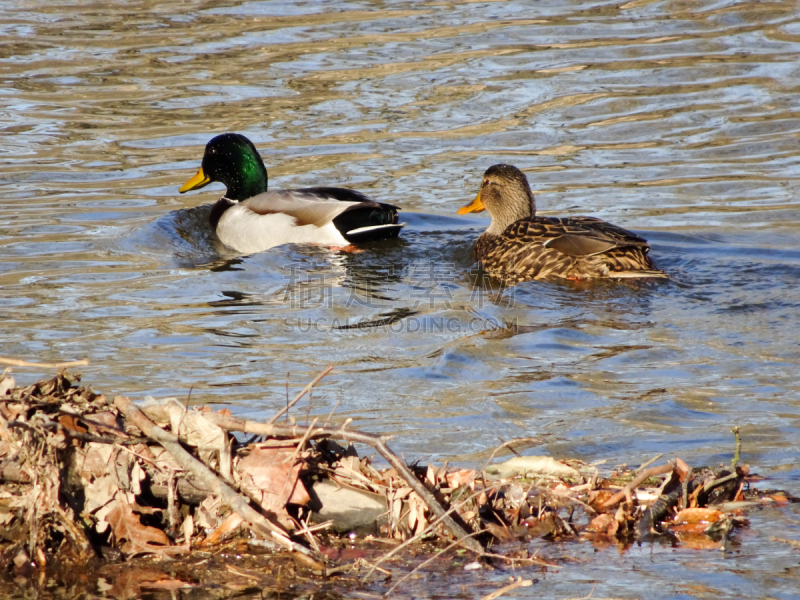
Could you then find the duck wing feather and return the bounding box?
[239,188,396,228]
[509,216,649,257]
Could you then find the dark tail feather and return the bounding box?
[333,204,403,242]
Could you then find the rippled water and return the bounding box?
[2,0,800,597]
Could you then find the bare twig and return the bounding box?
[731,426,741,468]
[634,453,663,474]
[702,472,739,493]
[266,366,333,426]
[362,486,495,582]
[480,576,533,600]
[8,420,140,446]
[113,395,322,564]
[0,356,89,368]
[323,399,341,427]
[599,463,674,511]
[206,413,484,555]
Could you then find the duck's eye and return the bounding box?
[209,147,217,154]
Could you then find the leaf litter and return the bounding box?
[0,367,796,599]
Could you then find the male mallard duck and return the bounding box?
[179,133,404,254]
[458,164,665,283]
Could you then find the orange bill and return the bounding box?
[179,167,211,193]
[457,192,485,214]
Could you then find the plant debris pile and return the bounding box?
[0,369,794,594]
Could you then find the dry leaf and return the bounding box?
[141,397,230,478]
[77,442,115,477]
[106,498,186,558]
[425,464,440,486]
[407,497,418,533]
[587,489,616,511]
[391,486,413,501]
[82,411,128,438]
[84,474,118,519]
[587,513,614,533]
[412,496,427,536]
[237,446,310,526]
[146,445,183,472]
[182,514,193,549]
[0,376,15,396]
[197,512,244,548]
[672,508,725,525]
[194,495,223,530]
[334,454,372,487]
[58,415,87,434]
[446,469,476,489]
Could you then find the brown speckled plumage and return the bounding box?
[459,164,665,284]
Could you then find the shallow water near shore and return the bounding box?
[2,0,800,597]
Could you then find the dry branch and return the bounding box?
[0,356,90,368]
[480,577,533,600]
[266,365,333,426]
[599,462,674,511]
[206,413,485,555]
[361,485,496,582]
[112,396,322,563]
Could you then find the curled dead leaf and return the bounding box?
[106,498,187,558]
[587,513,614,533]
[672,508,725,525]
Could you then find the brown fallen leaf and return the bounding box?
[484,520,516,542]
[587,513,614,533]
[672,508,725,525]
[519,512,573,539]
[587,489,615,512]
[106,498,187,558]
[446,468,476,489]
[197,512,244,548]
[237,445,310,525]
[58,415,87,434]
[0,375,14,395]
[82,410,128,438]
[769,493,791,505]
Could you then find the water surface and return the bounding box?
[1,0,799,597]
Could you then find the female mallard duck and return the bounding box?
[179,133,404,254]
[458,164,665,283]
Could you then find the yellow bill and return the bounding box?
[457,192,485,214]
[179,167,211,193]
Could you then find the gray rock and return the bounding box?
[309,479,387,535]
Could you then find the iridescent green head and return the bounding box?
[179,133,269,201]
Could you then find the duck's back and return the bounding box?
[477,216,663,282]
